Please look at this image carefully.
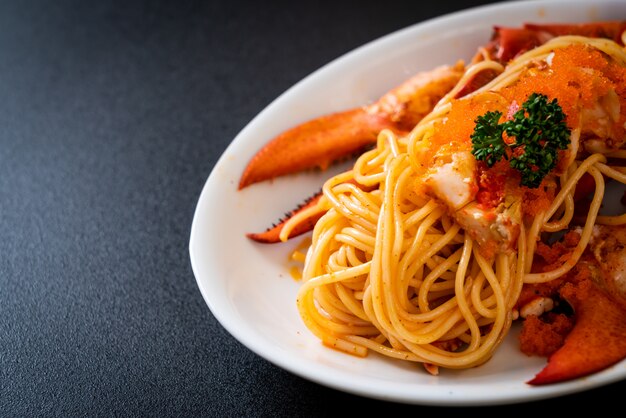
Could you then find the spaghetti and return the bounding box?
[287,35,626,372]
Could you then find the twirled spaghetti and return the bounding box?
[286,35,626,373]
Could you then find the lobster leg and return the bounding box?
[246,192,323,243]
[239,62,466,189]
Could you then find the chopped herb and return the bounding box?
[470,110,507,167]
[471,93,571,188]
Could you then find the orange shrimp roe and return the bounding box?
[503,44,625,132]
[418,43,626,216]
[422,96,495,164]
[475,160,511,209]
[521,181,556,216]
[519,313,574,357]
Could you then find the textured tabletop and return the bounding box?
[1,0,625,416]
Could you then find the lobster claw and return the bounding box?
[528,277,626,385]
[239,62,466,190]
[238,109,395,190]
[527,225,626,385]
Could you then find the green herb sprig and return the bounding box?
[470,93,571,188]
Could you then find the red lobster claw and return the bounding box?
[528,277,626,385]
[527,225,626,385]
[239,62,466,190]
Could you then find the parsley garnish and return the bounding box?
[470,93,571,188]
[471,111,507,167]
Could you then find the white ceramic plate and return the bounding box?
[190,0,626,406]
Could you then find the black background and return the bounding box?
[1,0,625,416]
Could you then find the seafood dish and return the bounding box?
[239,22,626,385]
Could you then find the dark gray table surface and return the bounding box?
[2,0,625,416]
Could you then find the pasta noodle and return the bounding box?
[288,35,626,372]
